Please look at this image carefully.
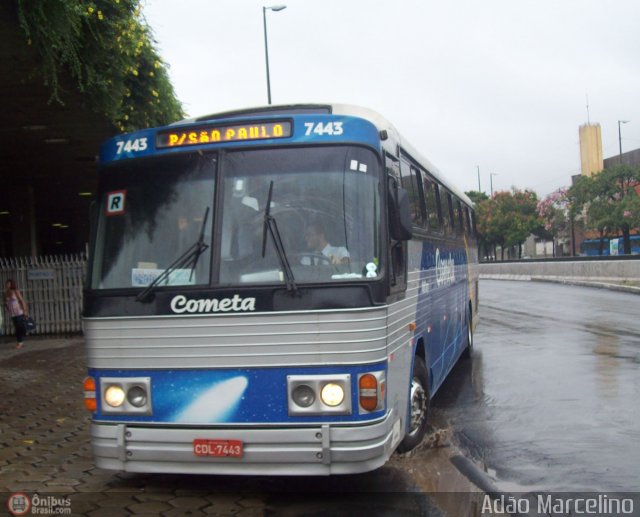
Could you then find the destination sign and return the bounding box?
[156,121,292,148]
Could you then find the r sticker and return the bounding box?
[106,190,126,216]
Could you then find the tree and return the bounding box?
[14,0,184,132]
[465,190,489,205]
[537,187,571,256]
[465,191,491,259]
[569,165,640,255]
[477,189,542,260]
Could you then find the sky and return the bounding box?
[143,0,640,198]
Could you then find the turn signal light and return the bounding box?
[83,376,97,412]
[359,374,379,411]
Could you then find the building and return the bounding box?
[579,123,604,176]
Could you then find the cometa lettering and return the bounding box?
[435,248,456,286]
[170,294,256,314]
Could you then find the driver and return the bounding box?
[303,222,350,265]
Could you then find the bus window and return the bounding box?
[422,175,442,233]
[441,188,453,235]
[456,200,465,235]
[470,209,478,237]
[219,146,381,285]
[400,159,424,227]
[91,153,216,289]
[466,206,473,237]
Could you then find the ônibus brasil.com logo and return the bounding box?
[7,493,72,516]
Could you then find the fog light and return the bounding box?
[321,383,344,407]
[104,385,126,407]
[127,386,147,407]
[292,384,316,407]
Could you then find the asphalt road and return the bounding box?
[434,279,640,492]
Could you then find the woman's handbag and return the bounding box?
[20,315,36,333]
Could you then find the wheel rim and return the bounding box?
[407,376,427,437]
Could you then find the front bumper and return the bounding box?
[91,410,400,476]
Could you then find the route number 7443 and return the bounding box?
[304,122,344,136]
[115,137,148,154]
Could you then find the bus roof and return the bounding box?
[181,103,472,207]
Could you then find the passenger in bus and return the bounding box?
[303,221,350,265]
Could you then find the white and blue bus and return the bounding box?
[83,104,479,475]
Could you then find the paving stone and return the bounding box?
[132,493,175,503]
[67,501,100,514]
[168,496,209,510]
[235,507,267,517]
[45,477,82,487]
[38,485,77,493]
[201,496,245,515]
[127,501,174,514]
[88,507,130,517]
[163,508,206,517]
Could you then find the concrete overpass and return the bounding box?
[0,2,116,257]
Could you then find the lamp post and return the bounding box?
[618,120,629,162]
[263,5,286,105]
[490,173,498,197]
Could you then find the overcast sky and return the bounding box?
[143,0,640,198]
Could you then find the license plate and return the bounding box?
[193,439,243,458]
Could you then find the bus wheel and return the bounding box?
[397,356,429,453]
[462,307,473,359]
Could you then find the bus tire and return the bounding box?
[462,306,473,359]
[397,356,430,453]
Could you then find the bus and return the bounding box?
[580,236,640,256]
[83,104,479,475]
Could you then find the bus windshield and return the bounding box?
[91,145,381,290]
[220,146,380,285]
[91,153,216,290]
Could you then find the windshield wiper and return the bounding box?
[136,207,210,302]
[261,181,297,293]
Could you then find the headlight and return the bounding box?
[292,384,315,407]
[104,385,126,407]
[287,374,351,415]
[127,386,148,408]
[100,377,152,415]
[320,383,345,407]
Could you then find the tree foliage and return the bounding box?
[537,187,571,241]
[476,188,542,259]
[15,0,184,132]
[568,165,640,254]
[465,190,489,205]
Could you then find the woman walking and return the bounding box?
[4,279,28,349]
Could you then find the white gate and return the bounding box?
[1,255,86,335]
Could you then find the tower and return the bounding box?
[579,124,603,176]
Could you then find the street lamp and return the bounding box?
[618,120,629,161]
[490,173,498,197]
[263,5,287,105]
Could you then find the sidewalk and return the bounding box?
[0,334,84,361]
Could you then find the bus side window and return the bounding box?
[463,206,472,237]
[400,159,424,228]
[422,175,442,233]
[440,188,453,235]
[455,199,465,235]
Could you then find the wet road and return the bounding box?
[433,280,640,492]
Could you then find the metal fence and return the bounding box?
[1,255,86,336]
